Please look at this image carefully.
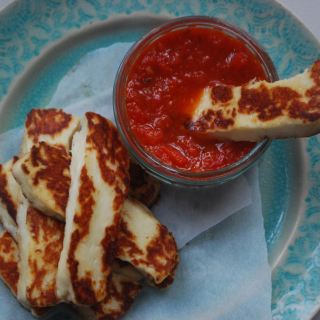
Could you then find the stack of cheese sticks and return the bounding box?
[0,109,178,319]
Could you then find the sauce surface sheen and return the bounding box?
[126,27,266,172]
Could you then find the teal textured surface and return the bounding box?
[0,0,320,319]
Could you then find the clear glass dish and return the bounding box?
[114,16,279,186]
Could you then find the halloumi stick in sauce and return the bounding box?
[12,142,71,221]
[0,157,20,242]
[57,112,130,306]
[21,108,80,155]
[187,59,320,141]
[0,231,52,318]
[116,198,179,286]
[73,272,143,320]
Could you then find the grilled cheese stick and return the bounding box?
[116,198,178,285]
[0,231,51,318]
[21,108,80,155]
[0,231,20,297]
[73,273,143,320]
[12,142,71,221]
[188,58,320,141]
[16,196,64,308]
[57,112,130,306]
[0,157,20,241]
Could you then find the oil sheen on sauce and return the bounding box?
[126,27,266,172]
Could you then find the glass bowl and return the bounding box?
[113,16,278,186]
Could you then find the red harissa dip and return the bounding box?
[126,27,267,172]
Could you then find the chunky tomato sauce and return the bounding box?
[126,27,266,172]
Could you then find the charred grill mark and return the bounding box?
[144,225,178,282]
[21,163,30,175]
[186,108,235,131]
[149,254,179,289]
[0,232,19,295]
[116,220,178,284]
[101,212,121,273]
[30,142,71,213]
[26,206,64,307]
[26,260,58,307]
[0,164,18,222]
[25,109,73,144]
[238,85,303,121]
[90,277,143,320]
[115,218,143,258]
[237,82,320,122]
[68,166,102,305]
[211,85,233,104]
[32,307,52,317]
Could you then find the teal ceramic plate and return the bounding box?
[0,0,320,319]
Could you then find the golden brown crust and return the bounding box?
[90,276,143,320]
[26,205,64,307]
[147,254,179,289]
[116,218,143,258]
[211,85,233,104]
[25,109,73,145]
[0,231,19,295]
[144,224,178,282]
[29,142,71,213]
[101,212,121,273]
[85,112,130,212]
[238,85,303,122]
[0,231,52,317]
[116,221,178,284]
[32,307,52,317]
[68,166,100,305]
[0,164,18,222]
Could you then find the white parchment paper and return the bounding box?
[0,43,272,320]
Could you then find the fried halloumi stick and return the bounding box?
[116,198,179,286]
[57,112,130,306]
[12,110,72,309]
[21,108,80,155]
[12,142,71,221]
[0,157,20,241]
[0,231,52,318]
[188,58,320,141]
[16,198,64,308]
[73,273,143,320]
